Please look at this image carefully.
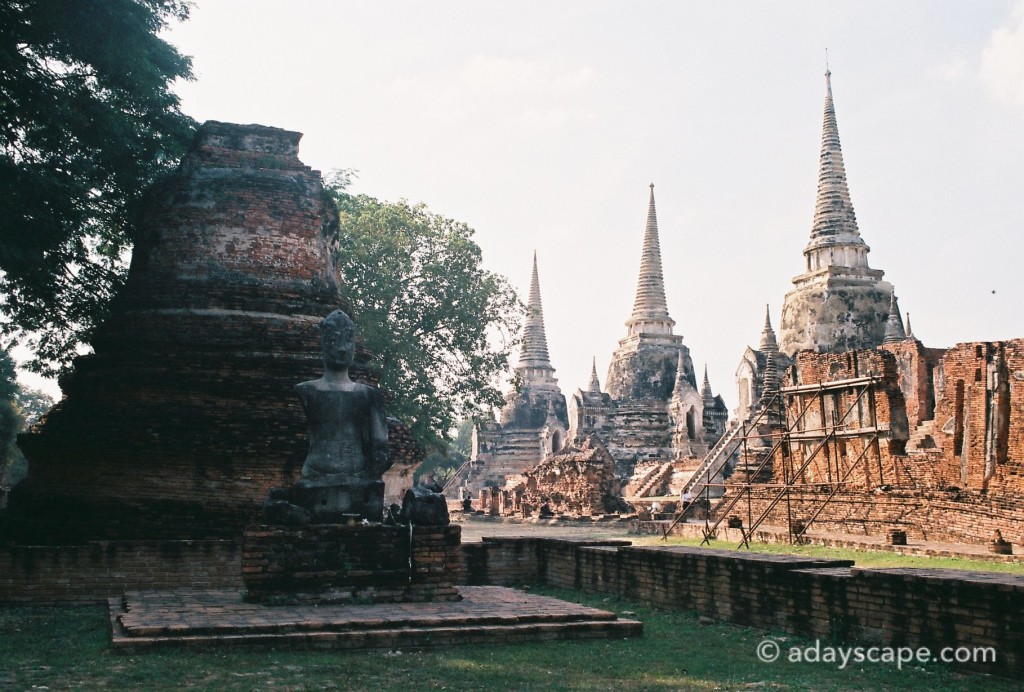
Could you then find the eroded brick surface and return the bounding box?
[5,122,423,542]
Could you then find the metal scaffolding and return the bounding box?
[663,376,887,548]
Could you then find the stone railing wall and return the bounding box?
[457,537,1021,679]
[0,540,242,604]
[2,534,1020,678]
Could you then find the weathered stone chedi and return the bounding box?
[453,253,568,496]
[778,70,895,357]
[569,185,727,477]
[9,122,420,540]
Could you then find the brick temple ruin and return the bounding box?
[461,69,1021,550]
[3,122,423,542]
[712,70,1022,547]
[455,254,569,494]
[569,185,729,479]
[2,72,1019,553]
[451,185,729,515]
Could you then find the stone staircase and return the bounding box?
[730,449,775,484]
[906,420,938,454]
[630,462,674,498]
[109,586,643,652]
[679,421,744,498]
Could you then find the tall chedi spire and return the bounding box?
[804,68,869,267]
[778,68,895,356]
[478,251,567,490]
[519,251,552,368]
[516,252,559,389]
[587,357,601,393]
[605,184,693,402]
[759,305,779,354]
[626,184,675,337]
[883,292,907,343]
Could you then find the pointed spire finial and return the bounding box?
[701,365,713,401]
[587,356,601,393]
[671,350,692,399]
[905,312,914,339]
[518,252,554,370]
[806,68,866,262]
[883,291,907,343]
[759,304,779,354]
[626,184,675,334]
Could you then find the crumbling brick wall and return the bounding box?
[511,436,620,516]
[734,342,1023,545]
[773,349,909,489]
[6,122,423,542]
[929,340,1022,495]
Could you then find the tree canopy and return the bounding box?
[328,188,522,451]
[14,385,55,426]
[1,0,195,375]
[0,347,23,484]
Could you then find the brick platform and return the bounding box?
[242,524,461,604]
[108,586,642,652]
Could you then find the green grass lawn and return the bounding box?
[0,587,1016,691]
[631,535,1024,574]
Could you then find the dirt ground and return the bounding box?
[454,515,635,543]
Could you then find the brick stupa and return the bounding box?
[8,122,422,541]
[778,70,895,356]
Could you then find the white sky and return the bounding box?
[23,1,1024,412]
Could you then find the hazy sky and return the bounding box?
[27,1,1024,411]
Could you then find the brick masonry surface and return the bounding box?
[109,585,643,652]
[458,537,1022,679]
[743,343,1024,546]
[2,536,1019,677]
[242,524,461,604]
[4,122,424,543]
[0,540,242,604]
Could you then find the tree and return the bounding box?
[14,386,55,425]
[0,347,23,484]
[451,418,474,457]
[414,420,475,485]
[328,188,522,451]
[1,0,195,375]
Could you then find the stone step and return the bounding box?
[906,420,938,453]
[109,586,643,652]
[633,463,674,498]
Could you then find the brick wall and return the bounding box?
[3,533,1021,678]
[458,538,1022,679]
[243,524,461,604]
[753,342,1024,545]
[4,121,424,543]
[735,487,1024,545]
[929,340,1023,495]
[0,540,242,604]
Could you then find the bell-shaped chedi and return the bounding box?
[9,122,418,540]
[778,71,895,356]
[605,184,695,402]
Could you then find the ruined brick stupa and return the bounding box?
[605,184,696,401]
[778,70,896,356]
[568,185,727,478]
[453,253,568,496]
[9,122,422,540]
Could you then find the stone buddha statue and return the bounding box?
[287,309,391,521]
